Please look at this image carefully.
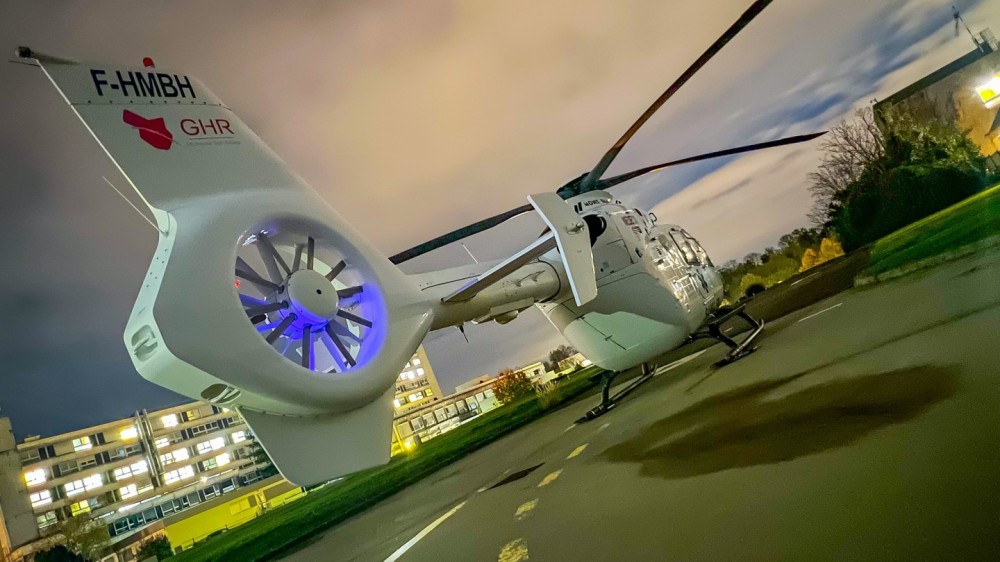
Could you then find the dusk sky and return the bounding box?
[1,0,998,439]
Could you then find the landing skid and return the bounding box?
[578,362,654,422]
[688,302,765,367]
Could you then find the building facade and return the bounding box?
[0,402,271,559]
[392,346,443,414]
[876,33,1000,168]
[389,379,501,454]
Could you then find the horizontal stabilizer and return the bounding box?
[443,233,556,302]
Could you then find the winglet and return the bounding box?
[528,193,597,306]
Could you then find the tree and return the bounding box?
[137,536,173,560]
[39,516,109,562]
[544,345,578,372]
[809,105,987,250]
[492,369,534,404]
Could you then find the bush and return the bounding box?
[832,163,985,250]
[492,369,534,404]
[137,536,174,560]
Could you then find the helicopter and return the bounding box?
[16,0,824,485]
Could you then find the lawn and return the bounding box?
[172,367,603,562]
[863,182,1000,277]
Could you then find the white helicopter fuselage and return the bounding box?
[414,190,723,373]
[539,191,723,371]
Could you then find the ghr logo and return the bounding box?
[122,109,173,150]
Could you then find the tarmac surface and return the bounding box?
[285,249,1000,562]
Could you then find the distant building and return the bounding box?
[556,353,591,373]
[389,378,500,455]
[0,404,273,561]
[392,346,443,415]
[875,30,1000,169]
[455,375,494,393]
[516,361,556,385]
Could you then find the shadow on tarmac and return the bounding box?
[601,364,958,479]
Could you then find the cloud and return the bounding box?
[2,0,999,436]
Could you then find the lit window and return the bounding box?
[178,465,195,479]
[231,431,247,443]
[164,465,196,483]
[119,426,139,441]
[30,490,52,507]
[36,512,57,529]
[412,358,421,366]
[416,368,425,376]
[64,480,85,497]
[202,458,218,471]
[197,437,226,455]
[113,465,134,480]
[976,74,1000,108]
[160,448,189,465]
[72,436,92,452]
[83,474,104,490]
[131,460,148,474]
[70,500,91,517]
[24,468,46,487]
[155,437,169,449]
[393,399,401,408]
[216,453,231,467]
[119,484,138,499]
[164,470,180,484]
[161,414,179,428]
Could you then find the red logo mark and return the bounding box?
[122,109,173,150]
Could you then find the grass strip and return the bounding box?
[173,367,603,561]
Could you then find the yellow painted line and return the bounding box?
[383,501,466,562]
[514,499,538,521]
[566,443,588,459]
[499,538,529,562]
[537,470,562,488]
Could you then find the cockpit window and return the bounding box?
[670,231,702,266]
[684,232,713,266]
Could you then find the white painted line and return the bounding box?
[499,538,529,562]
[598,422,610,432]
[566,444,588,460]
[563,423,577,433]
[797,302,843,323]
[514,499,538,521]
[384,501,467,562]
[654,349,707,377]
[537,470,562,488]
[790,271,820,286]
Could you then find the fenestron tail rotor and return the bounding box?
[235,230,371,374]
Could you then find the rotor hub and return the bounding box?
[284,270,340,325]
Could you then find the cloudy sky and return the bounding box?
[1,0,998,438]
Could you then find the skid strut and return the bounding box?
[689,303,765,366]
[579,362,654,422]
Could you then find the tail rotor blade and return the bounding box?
[245,302,287,318]
[266,314,297,344]
[291,244,304,273]
[236,258,280,292]
[324,323,357,367]
[307,237,316,270]
[301,326,313,369]
[337,310,372,328]
[257,232,292,278]
[325,260,347,282]
[326,318,363,343]
[337,286,363,299]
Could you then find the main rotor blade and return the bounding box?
[388,203,534,264]
[597,131,827,190]
[576,0,772,194]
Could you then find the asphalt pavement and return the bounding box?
[284,248,1000,562]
